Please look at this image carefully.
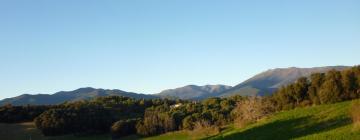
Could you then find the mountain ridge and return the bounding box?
[219,65,350,97]
[156,84,232,100]
[0,87,157,106]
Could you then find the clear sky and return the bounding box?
[0,0,359,99]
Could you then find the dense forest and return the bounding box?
[0,66,359,138]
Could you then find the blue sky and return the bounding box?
[0,0,359,99]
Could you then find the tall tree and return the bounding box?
[353,66,360,95]
[292,77,309,105]
[318,70,343,104]
[308,73,325,105]
[342,69,358,99]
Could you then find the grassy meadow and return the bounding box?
[209,100,360,140]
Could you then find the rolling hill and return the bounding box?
[156,85,232,100]
[0,87,157,106]
[219,66,349,97]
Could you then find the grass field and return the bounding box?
[209,100,360,140]
[1,100,359,140]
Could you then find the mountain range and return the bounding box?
[0,87,157,106]
[218,66,349,97]
[0,66,350,106]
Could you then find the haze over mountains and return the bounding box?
[0,66,350,106]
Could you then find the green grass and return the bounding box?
[209,100,360,140]
[130,131,191,140]
[1,101,359,140]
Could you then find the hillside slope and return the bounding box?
[220,66,349,97]
[210,100,359,140]
[133,100,359,140]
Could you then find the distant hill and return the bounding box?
[219,66,350,97]
[0,87,158,106]
[156,85,232,100]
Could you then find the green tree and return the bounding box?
[136,106,176,136]
[308,73,325,105]
[342,69,358,99]
[318,70,343,104]
[292,77,309,105]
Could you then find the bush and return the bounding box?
[234,116,251,129]
[232,97,274,128]
[111,119,139,138]
[189,120,220,139]
[300,100,312,107]
[182,116,195,130]
[350,100,360,130]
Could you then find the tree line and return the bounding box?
[34,96,181,136]
[134,96,244,137]
[0,105,54,123]
[271,66,360,110]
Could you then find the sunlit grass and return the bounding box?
[210,100,360,140]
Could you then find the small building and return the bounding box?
[170,103,183,109]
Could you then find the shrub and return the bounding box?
[300,100,312,107]
[234,117,250,129]
[189,120,220,139]
[350,100,360,130]
[182,116,195,130]
[232,97,274,128]
[111,119,139,138]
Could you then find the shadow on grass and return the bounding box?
[0,123,42,140]
[207,116,351,140]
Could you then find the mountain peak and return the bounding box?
[157,84,232,100]
[219,66,350,97]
